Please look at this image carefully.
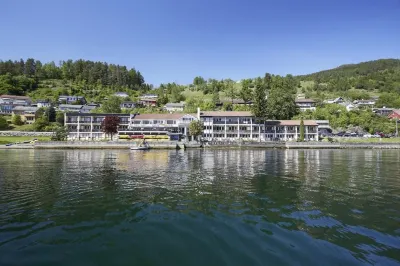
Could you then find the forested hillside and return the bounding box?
[0,59,150,102]
[298,59,400,95]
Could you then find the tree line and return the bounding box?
[0,58,147,96]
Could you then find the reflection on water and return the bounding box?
[0,149,400,266]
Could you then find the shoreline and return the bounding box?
[1,141,400,150]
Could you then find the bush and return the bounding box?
[12,114,24,126]
[51,126,68,141]
[0,116,8,130]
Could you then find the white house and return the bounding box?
[164,103,185,112]
[114,92,129,98]
[295,99,316,112]
[325,97,344,104]
[36,100,51,108]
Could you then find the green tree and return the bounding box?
[101,96,122,113]
[225,80,237,103]
[12,114,24,125]
[299,117,305,141]
[240,82,253,103]
[212,88,220,107]
[56,111,65,125]
[252,77,268,120]
[266,78,299,120]
[189,120,203,141]
[45,106,56,122]
[0,116,8,130]
[32,117,50,131]
[51,126,68,141]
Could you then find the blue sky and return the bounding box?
[1,0,399,85]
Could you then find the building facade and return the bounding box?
[65,113,130,140]
[12,106,38,124]
[295,99,316,112]
[164,103,185,112]
[65,110,319,141]
[200,111,318,141]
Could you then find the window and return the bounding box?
[143,120,150,124]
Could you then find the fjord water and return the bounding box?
[0,150,400,265]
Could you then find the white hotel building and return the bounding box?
[65,109,319,141]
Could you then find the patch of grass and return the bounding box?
[0,136,51,145]
[8,124,35,131]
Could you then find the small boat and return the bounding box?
[130,140,150,150]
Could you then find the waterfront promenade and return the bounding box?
[2,141,400,149]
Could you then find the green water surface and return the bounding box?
[0,149,399,265]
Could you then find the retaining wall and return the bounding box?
[0,131,53,137]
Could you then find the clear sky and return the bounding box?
[1,0,399,85]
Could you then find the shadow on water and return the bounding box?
[0,149,400,266]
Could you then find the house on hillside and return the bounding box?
[373,107,394,116]
[164,103,185,112]
[0,95,32,114]
[353,99,376,109]
[58,95,86,105]
[80,103,100,113]
[325,97,344,104]
[114,92,129,98]
[139,97,157,107]
[12,106,38,124]
[35,99,51,108]
[295,99,316,112]
[58,104,84,112]
[388,110,400,120]
[120,101,136,109]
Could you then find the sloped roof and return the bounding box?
[12,106,38,112]
[295,99,315,103]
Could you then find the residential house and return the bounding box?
[373,107,394,116]
[139,98,157,107]
[58,95,87,105]
[114,92,129,98]
[120,101,136,109]
[388,110,400,120]
[164,103,185,112]
[216,99,253,107]
[35,99,52,108]
[12,106,38,124]
[325,97,344,104]
[80,103,99,113]
[58,104,84,112]
[0,95,32,114]
[141,94,158,99]
[346,103,356,111]
[353,99,376,109]
[295,99,316,112]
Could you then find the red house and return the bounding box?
[388,109,400,120]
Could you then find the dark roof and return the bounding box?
[0,95,31,100]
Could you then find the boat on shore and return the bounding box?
[130,140,150,150]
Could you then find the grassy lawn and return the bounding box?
[0,136,51,145]
[8,124,35,131]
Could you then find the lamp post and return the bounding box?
[396,119,399,137]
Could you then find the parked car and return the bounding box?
[363,134,372,138]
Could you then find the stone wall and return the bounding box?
[0,131,53,137]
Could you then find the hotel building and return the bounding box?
[65,109,319,141]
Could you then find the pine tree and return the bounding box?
[212,88,220,107]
